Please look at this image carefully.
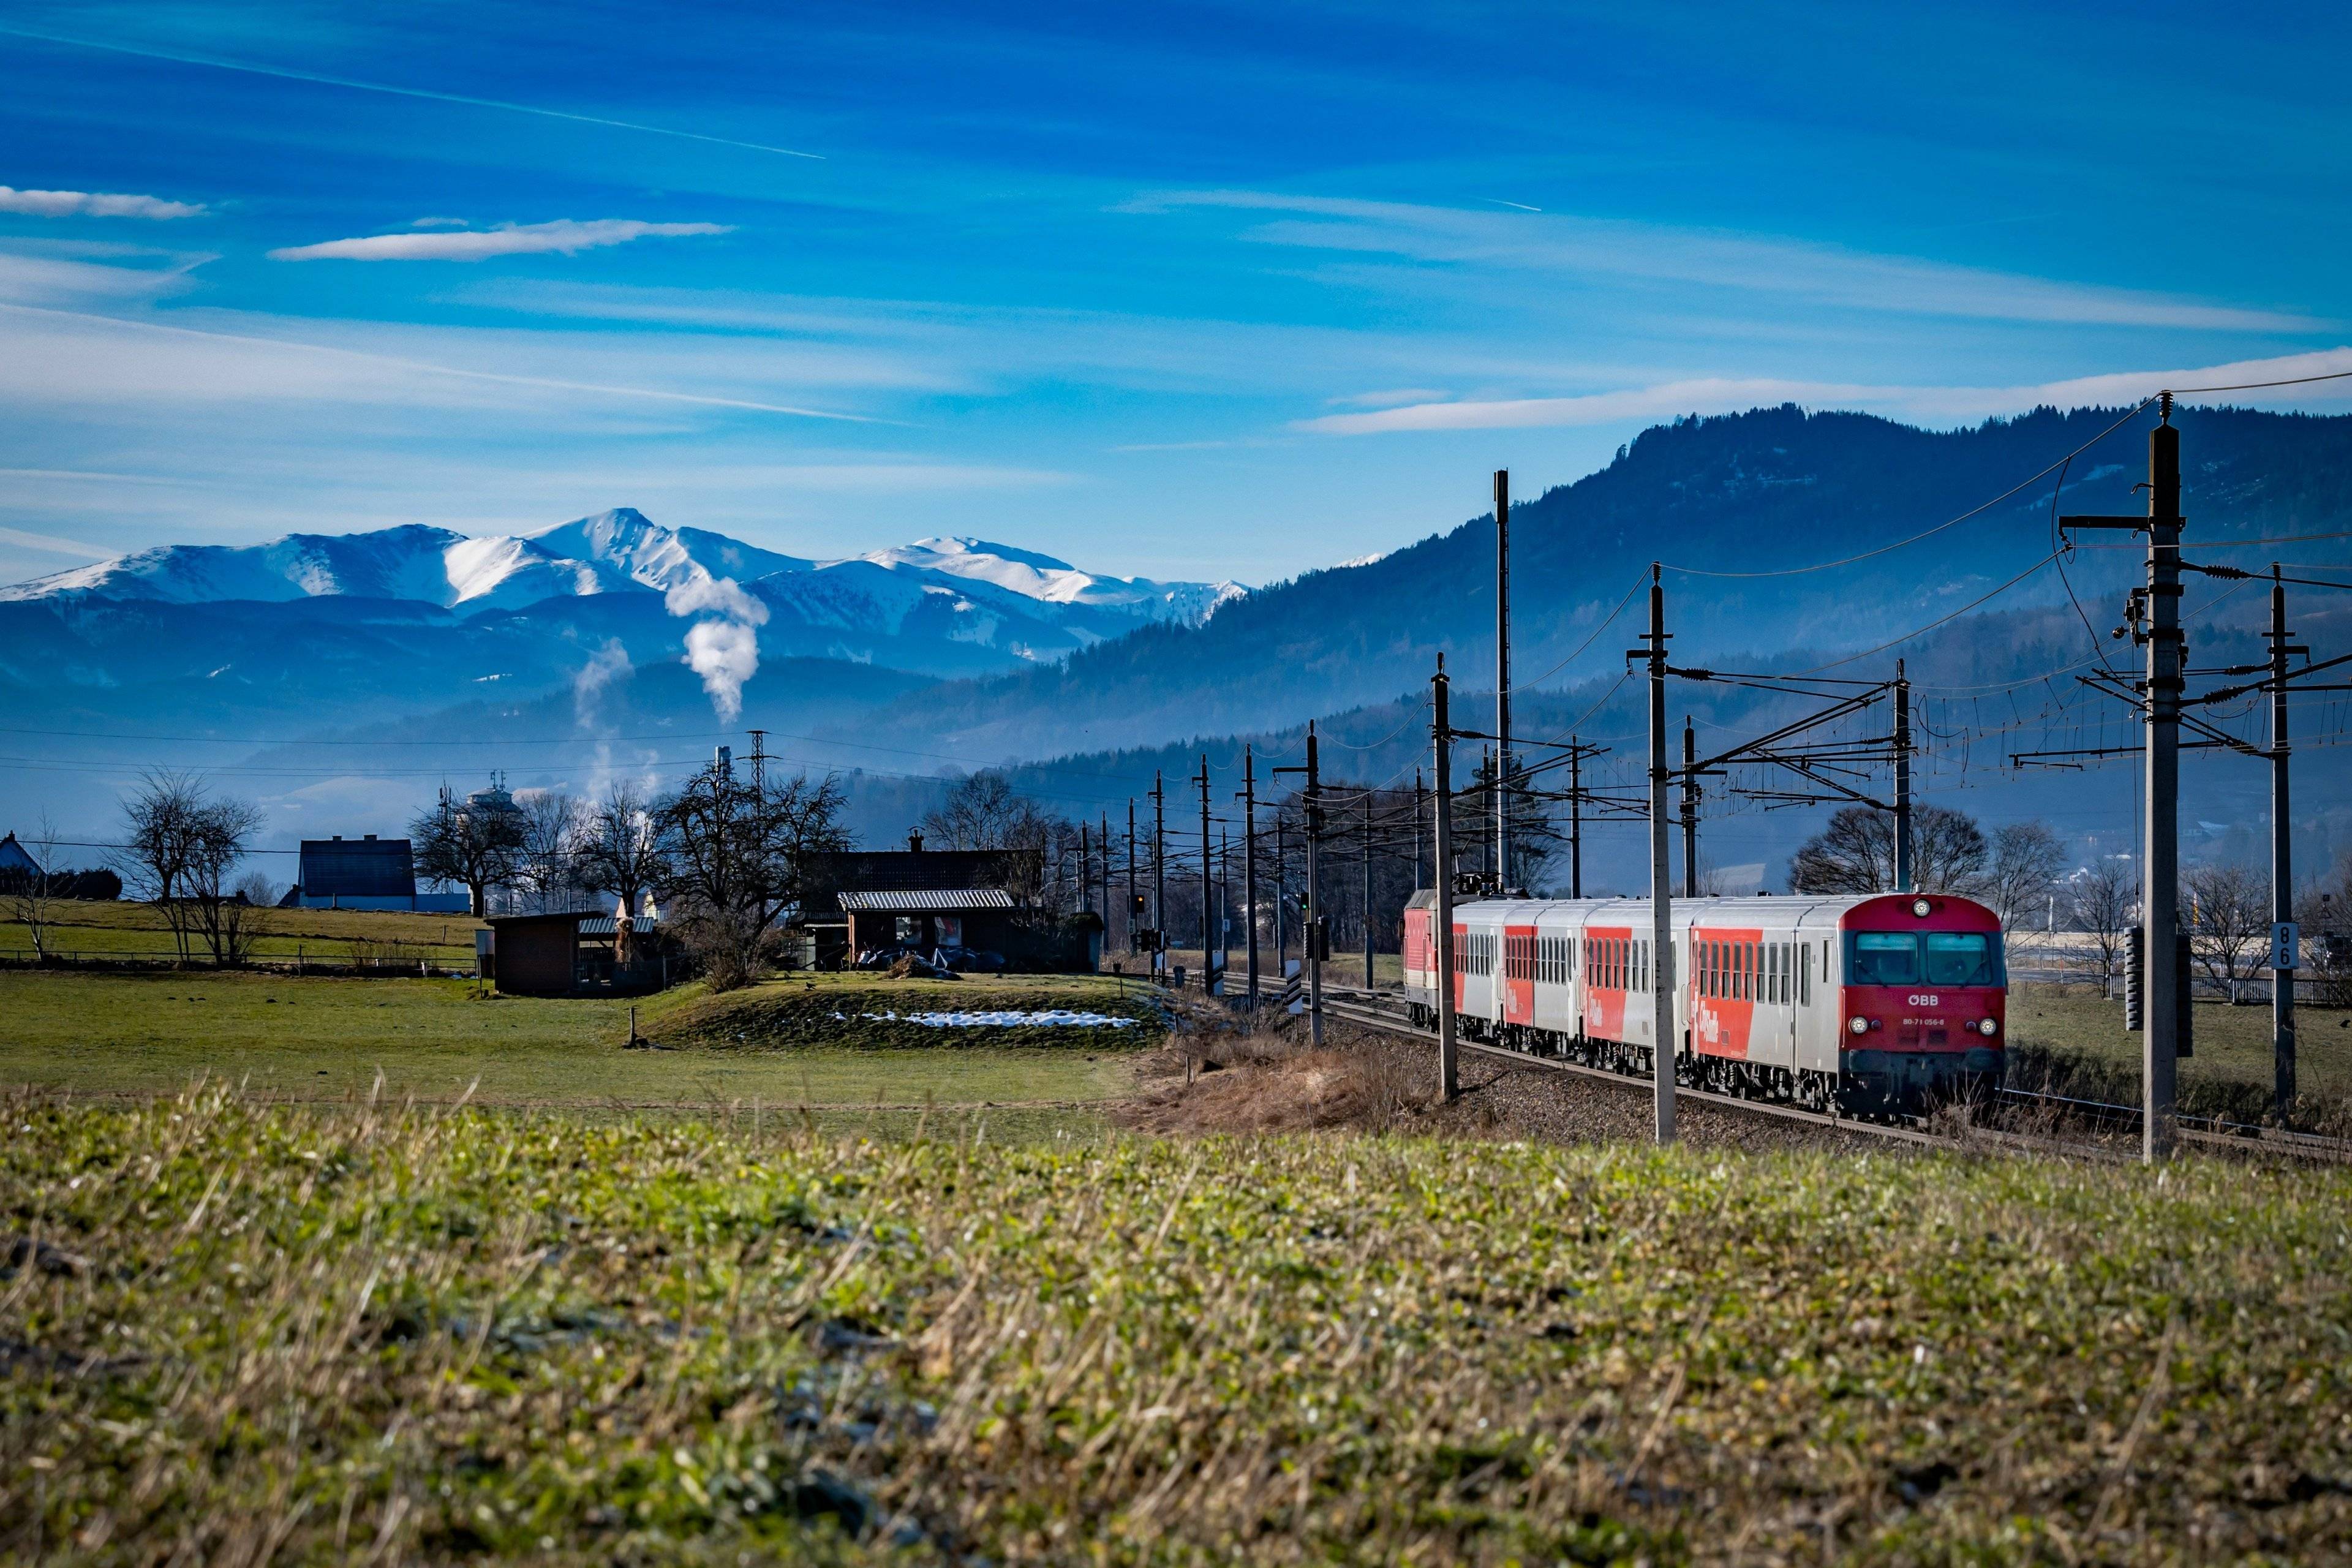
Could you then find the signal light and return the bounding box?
[1911,898,1932,918]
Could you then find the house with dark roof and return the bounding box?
[800,832,1098,971]
[288,835,472,912]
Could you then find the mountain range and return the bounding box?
[9,401,2352,882]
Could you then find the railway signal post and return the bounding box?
[1433,654,1459,1101]
[2062,393,2185,1161]
[1632,563,1678,1144]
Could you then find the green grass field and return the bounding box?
[2005,982,2352,1125]
[0,970,1143,1115]
[6,1090,2348,1563]
[1,897,484,965]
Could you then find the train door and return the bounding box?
[1503,923,1536,1027]
[1585,925,1630,1040]
[1689,924,1762,1059]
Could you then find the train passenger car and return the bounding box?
[1401,889,2005,1113]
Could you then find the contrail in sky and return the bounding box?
[1479,198,1542,213]
[0,23,826,159]
[0,301,883,423]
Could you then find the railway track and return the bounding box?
[1262,981,2352,1164]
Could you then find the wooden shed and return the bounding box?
[484,911,665,997]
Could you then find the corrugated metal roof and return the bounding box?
[837,888,1015,912]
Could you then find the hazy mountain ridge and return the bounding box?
[807,404,2352,764]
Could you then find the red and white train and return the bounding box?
[1401,891,2007,1112]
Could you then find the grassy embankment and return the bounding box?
[6,1088,2350,1562]
[0,970,1152,1131]
[0,897,483,966]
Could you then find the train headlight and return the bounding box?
[1977,1017,1999,1037]
[1849,1015,1869,1035]
[1911,898,1932,918]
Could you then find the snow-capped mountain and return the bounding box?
[1,510,1246,633]
[860,537,1248,624]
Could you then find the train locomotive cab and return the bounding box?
[1835,893,2005,1111]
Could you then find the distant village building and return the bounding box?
[284,835,472,912]
[802,831,1099,971]
[0,832,40,876]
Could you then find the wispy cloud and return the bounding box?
[0,186,204,219]
[0,524,111,559]
[1295,347,2352,435]
[270,219,733,262]
[1325,387,1447,408]
[1133,190,2320,334]
[0,23,824,159]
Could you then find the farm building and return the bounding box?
[802,834,1100,972]
[0,832,40,875]
[287,835,472,912]
[483,909,665,997]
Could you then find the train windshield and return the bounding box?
[1846,931,2003,987]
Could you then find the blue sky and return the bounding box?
[4,0,2350,587]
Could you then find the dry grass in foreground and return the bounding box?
[7,1087,2352,1564]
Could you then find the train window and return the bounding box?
[1801,943,1811,1005]
[1925,932,2001,986]
[1849,932,1921,986]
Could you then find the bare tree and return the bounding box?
[2066,856,2139,989]
[234,870,283,910]
[1787,804,1989,895]
[513,790,585,912]
[575,782,668,918]
[410,785,526,918]
[1985,820,2068,949]
[2184,862,2269,1003]
[118,769,208,962]
[922,771,1071,903]
[184,795,265,967]
[2,816,62,963]
[655,763,850,989]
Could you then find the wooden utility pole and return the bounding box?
[1433,654,1458,1101]
[1274,813,1287,962]
[1126,799,1138,954]
[1633,563,1677,1144]
[2063,394,2185,1161]
[1080,822,1091,930]
[1242,747,1260,1011]
[2269,564,2301,1117]
[1494,469,1514,891]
